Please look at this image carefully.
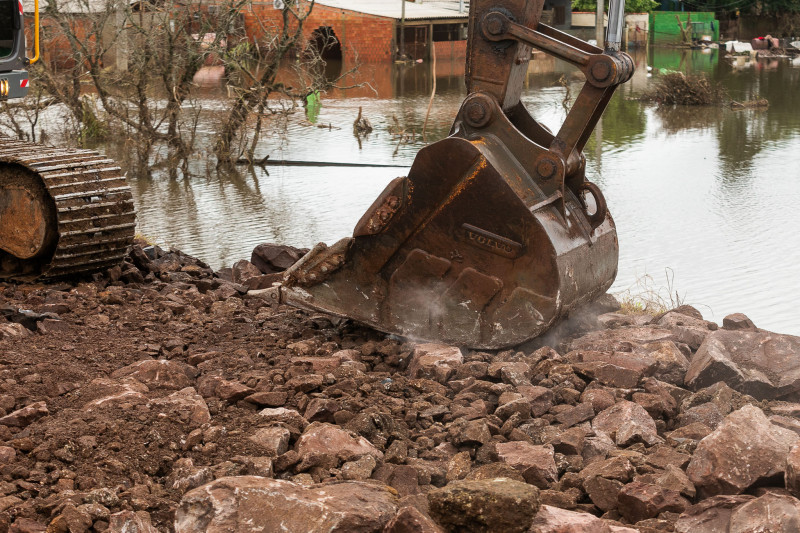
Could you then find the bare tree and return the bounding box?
[5,0,358,174]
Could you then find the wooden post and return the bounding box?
[400,0,406,59]
[595,1,604,48]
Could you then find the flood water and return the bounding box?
[126,47,800,335]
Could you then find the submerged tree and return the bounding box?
[8,0,353,175]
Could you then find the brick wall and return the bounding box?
[245,1,396,63]
[433,39,466,61]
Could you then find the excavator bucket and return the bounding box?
[281,0,633,349]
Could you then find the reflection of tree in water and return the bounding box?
[653,105,724,134]
[715,60,800,182]
[594,93,647,147]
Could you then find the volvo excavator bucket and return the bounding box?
[281,0,634,349]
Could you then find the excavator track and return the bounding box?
[0,137,136,281]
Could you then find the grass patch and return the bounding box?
[134,233,158,247]
[614,268,686,316]
[641,73,726,106]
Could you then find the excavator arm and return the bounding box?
[281,0,634,349]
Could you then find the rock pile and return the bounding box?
[0,242,799,532]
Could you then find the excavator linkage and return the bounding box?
[281,0,633,349]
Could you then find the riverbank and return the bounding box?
[1,243,800,532]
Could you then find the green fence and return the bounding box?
[649,11,719,44]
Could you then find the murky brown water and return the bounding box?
[127,47,800,335]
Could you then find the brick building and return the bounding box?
[244,0,469,63]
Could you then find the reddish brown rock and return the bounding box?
[111,359,196,390]
[304,398,341,423]
[583,475,623,512]
[82,378,149,410]
[9,518,46,533]
[296,422,383,464]
[495,441,558,488]
[687,404,799,497]
[232,259,263,284]
[108,511,159,533]
[0,322,30,339]
[250,243,306,274]
[518,386,554,417]
[215,379,253,402]
[448,419,492,447]
[592,401,661,446]
[249,426,290,456]
[528,505,638,533]
[465,463,525,483]
[568,327,677,353]
[0,401,48,427]
[572,360,642,389]
[0,445,15,464]
[722,313,757,331]
[245,391,288,407]
[258,407,308,431]
[384,506,444,533]
[407,344,463,384]
[727,493,800,532]
[568,341,689,387]
[654,310,717,350]
[616,481,689,523]
[579,456,635,483]
[675,495,755,533]
[656,465,696,498]
[150,387,210,428]
[554,402,594,428]
[786,443,800,497]
[685,329,800,401]
[176,477,397,532]
[428,478,540,533]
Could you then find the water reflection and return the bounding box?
[128,48,800,335]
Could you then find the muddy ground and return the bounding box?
[1,243,800,533]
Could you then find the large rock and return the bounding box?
[176,477,397,532]
[296,422,383,465]
[111,359,197,390]
[685,329,800,400]
[407,344,463,384]
[654,309,717,350]
[150,387,210,428]
[727,493,800,532]
[567,340,689,386]
[687,404,800,497]
[495,442,558,488]
[592,401,661,446]
[0,401,48,427]
[251,243,307,274]
[428,478,540,533]
[528,505,637,533]
[567,327,677,353]
[675,495,755,533]
[616,481,689,523]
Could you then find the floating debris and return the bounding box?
[641,72,726,106]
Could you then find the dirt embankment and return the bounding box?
[1,243,800,533]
